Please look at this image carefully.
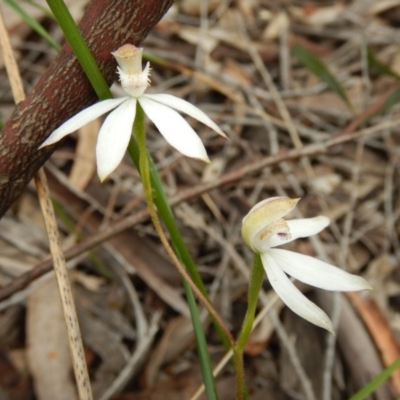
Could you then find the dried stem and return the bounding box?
[35,171,92,400]
[0,9,92,400]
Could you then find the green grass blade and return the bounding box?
[367,47,400,80]
[128,138,221,398]
[46,0,111,100]
[24,0,55,19]
[380,87,400,115]
[363,87,400,125]
[184,280,218,399]
[127,137,230,349]
[4,0,60,51]
[349,356,400,400]
[292,43,353,111]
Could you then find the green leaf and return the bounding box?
[381,87,400,114]
[349,356,400,400]
[292,43,353,112]
[367,47,400,80]
[364,87,400,124]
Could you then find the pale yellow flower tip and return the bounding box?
[241,197,300,250]
[192,156,211,164]
[98,174,107,184]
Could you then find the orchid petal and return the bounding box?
[269,216,330,248]
[96,98,137,181]
[143,93,226,138]
[138,96,210,162]
[40,98,128,147]
[262,252,334,333]
[268,248,372,292]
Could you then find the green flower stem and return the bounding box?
[133,106,229,335]
[134,104,221,400]
[127,137,231,349]
[234,254,264,400]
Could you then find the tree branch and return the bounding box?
[0,0,173,217]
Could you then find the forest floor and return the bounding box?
[0,1,399,399]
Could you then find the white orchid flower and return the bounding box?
[241,197,371,334]
[40,44,226,181]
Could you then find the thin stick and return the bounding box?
[323,140,364,400]
[0,10,92,400]
[34,171,92,400]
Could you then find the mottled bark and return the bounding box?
[0,0,173,217]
